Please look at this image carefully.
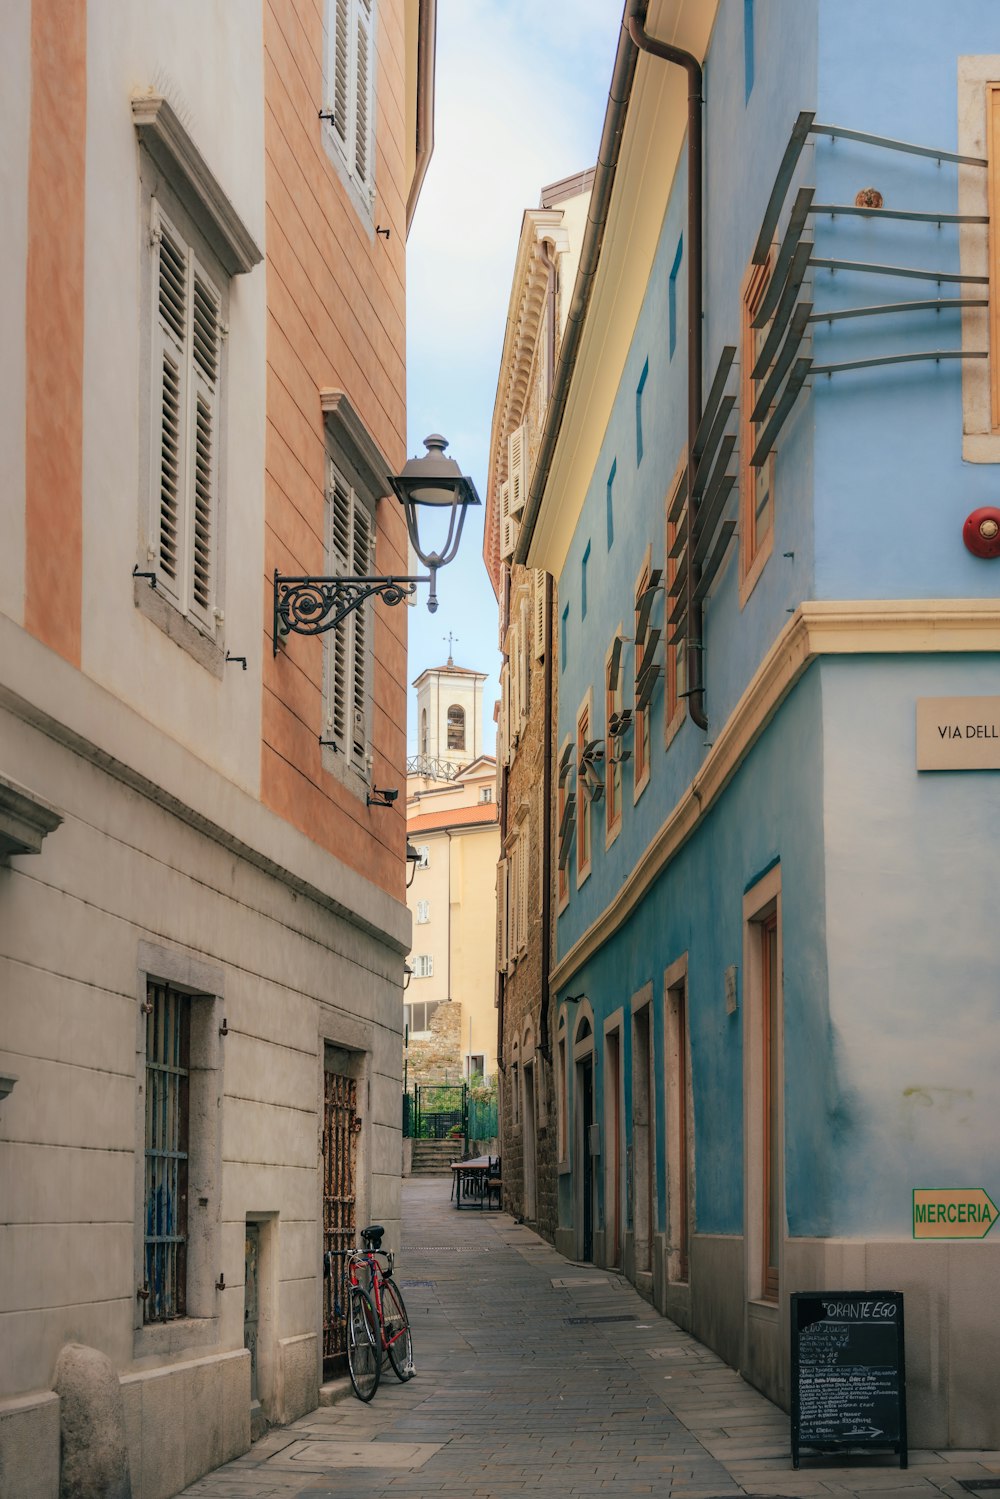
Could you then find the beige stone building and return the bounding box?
[0,1,435,1493]
[484,171,593,1238]
[404,660,499,1086]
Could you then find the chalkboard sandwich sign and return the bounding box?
[791,1291,907,1470]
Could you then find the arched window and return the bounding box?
[420,709,428,756]
[447,704,466,751]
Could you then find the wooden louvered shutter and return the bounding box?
[499,481,515,560]
[496,858,508,974]
[327,0,350,151]
[517,832,529,954]
[518,596,530,726]
[153,208,189,602]
[350,490,373,770]
[326,468,353,758]
[353,0,374,199]
[508,425,526,517]
[188,262,220,623]
[533,570,546,659]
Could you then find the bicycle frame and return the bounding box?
[346,1249,401,1357]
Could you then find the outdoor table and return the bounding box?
[451,1155,492,1209]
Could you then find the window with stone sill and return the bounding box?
[134,943,223,1357]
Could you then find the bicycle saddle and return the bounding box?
[360,1224,384,1249]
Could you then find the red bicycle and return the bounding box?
[328,1224,414,1401]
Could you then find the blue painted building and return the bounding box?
[516,0,1000,1446]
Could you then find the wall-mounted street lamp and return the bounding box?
[273,434,481,652]
[405,842,421,889]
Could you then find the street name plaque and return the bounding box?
[916,696,1000,770]
[791,1291,907,1470]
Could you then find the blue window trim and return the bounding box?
[744,0,755,102]
[606,459,617,549]
[636,359,649,466]
[581,541,591,619]
[561,604,569,671]
[668,238,683,359]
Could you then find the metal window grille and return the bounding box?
[143,981,190,1322]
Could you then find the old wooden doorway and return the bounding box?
[322,1066,358,1379]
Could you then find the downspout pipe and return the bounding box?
[538,571,554,1064]
[626,7,707,730]
[496,566,511,1075]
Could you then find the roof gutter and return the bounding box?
[625,7,707,730]
[512,1,641,567]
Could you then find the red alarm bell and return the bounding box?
[963,507,1000,559]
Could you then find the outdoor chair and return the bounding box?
[485,1155,502,1209]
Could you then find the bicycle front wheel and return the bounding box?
[347,1286,381,1401]
[382,1277,415,1381]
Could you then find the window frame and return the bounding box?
[663,953,691,1287]
[739,252,776,605]
[134,942,223,1360]
[742,862,783,1309]
[137,184,231,673]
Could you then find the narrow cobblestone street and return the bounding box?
[181,1181,1000,1499]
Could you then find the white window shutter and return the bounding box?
[152,207,189,603]
[508,424,527,517]
[533,569,546,659]
[496,858,509,973]
[517,834,529,953]
[350,490,373,769]
[518,597,529,727]
[326,0,350,151]
[499,480,518,560]
[187,259,221,625]
[353,0,375,200]
[326,468,353,758]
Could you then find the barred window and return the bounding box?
[143,982,190,1323]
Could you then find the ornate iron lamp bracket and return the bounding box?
[273,570,428,653]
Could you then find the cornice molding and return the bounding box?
[551,600,1000,991]
[132,94,262,276]
[320,389,395,499]
[0,774,63,864]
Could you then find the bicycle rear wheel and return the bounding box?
[381,1277,415,1380]
[347,1286,381,1401]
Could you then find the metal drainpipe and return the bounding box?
[496,566,511,1075]
[538,570,554,1064]
[626,8,707,730]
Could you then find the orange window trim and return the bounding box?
[25,0,87,665]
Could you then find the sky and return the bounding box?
[404,0,625,756]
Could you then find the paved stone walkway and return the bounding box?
[182,1179,1000,1499]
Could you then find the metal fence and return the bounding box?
[468,1094,498,1140]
